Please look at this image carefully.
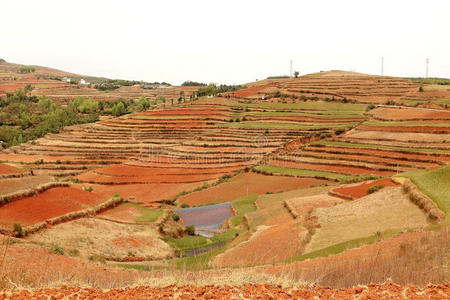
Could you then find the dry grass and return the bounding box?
[26,218,172,260]
[305,187,430,253]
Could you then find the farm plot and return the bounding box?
[27,218,172,260]
[0,163,27,175]
[0,175,54,197]
[177,172,330,206]
[304,187,430,253]
[330,178,398,200]
[0,186,103,228]
[211,220,308,267]
[369,106,450,121]
[98,202,163,223]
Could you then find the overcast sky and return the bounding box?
[1,0,449,85]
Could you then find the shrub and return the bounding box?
[229,118,234,122]
[12,222,23,237]
[180,203,190,208]
[367,103,375,111]
[235,118,240,122]
[89,254,106,264]
[56,160,61,164]
[419,86,424,92]
[86,186,93,192]
[367,184,385,195]
[185,225,195,236]
[334,128,345,135]
[172,213,180,222]
[50,244,65,255]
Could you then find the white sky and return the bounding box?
[1,0,449,85]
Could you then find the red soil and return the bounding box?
[0,187,101,227]
[1,282,448,299]
[89,181,207,204]
[77,170,228,184]
[0,163,25,175]
[111,236,154,249]
[178,172,330,206]
[97,203,141,222]
[214,220,307,267]
[370,107,450,120]
[94,164,240,177]
[230,83,274,98]
[331,178,398,200]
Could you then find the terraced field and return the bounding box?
[0,69,448,294]
[0,98,365,205]
[264,106,450,182]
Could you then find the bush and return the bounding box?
[180,203,190,208]
[367,184,385,195]
[334,128,345,135]
[86,186,93,192]
[419,86,424,92]
[172,213,180,222]
[50,244,65,255]
[367,103,375,111]
[185,225,195,236]
[12,222,23,237]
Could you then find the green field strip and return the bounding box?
[311,140,450,154]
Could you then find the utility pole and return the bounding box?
[290,60,293,78]
[426,58,429,78]
[381,57,384,76]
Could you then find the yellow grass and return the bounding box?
[304,187,430,253]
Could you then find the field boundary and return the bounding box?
[402,179,445,222]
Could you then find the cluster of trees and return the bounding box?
[197,83,245,97]
[0,89,99,148]
[410,77,450,85]
[94,79,172,91]
[0,86,170,148]
[18,66,35,74]
[181,81,206,86]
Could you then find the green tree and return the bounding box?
[137,97,150,111]
[112,102,126,116]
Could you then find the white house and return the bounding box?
[80,79,87,85]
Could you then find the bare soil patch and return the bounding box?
[0,187,101,227]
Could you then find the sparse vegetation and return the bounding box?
[367,184,385,194]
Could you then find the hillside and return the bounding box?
[0,65,448,296]
[0,60,198,103]
[237,70,450,107]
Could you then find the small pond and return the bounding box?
[175,202,234,237]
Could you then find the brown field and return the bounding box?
[27,218,172,260]
[305,187,430,253]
